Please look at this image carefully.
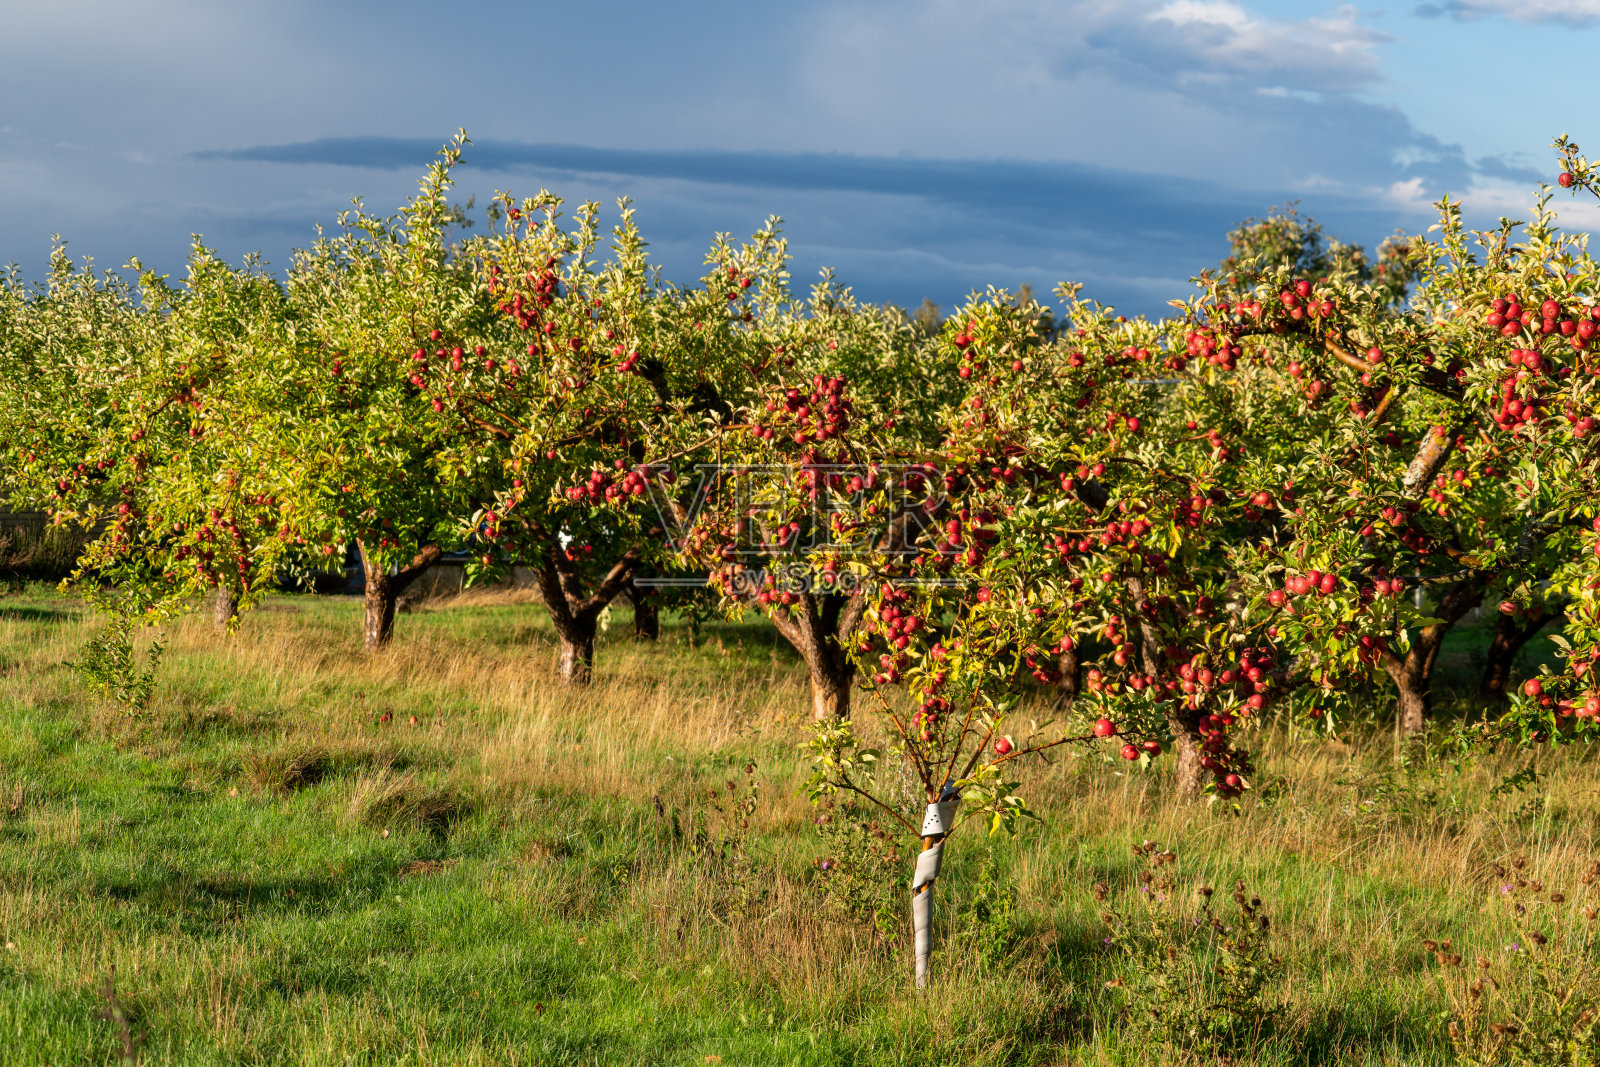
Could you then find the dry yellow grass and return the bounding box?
[0,588,1594,1064]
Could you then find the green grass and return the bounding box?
[0,587,1592,1064]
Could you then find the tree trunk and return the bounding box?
[632,596,659,642]
[1391,664,1431,734]
[557,625,596,686]
[1383,639,1440,735]
[213,587,237,635]
[1395,681,1433,739]
[1481,622,1517,702]
[528,532,647,688]
[1164,704,1207,800]
[1125,576,1206,799]
[1380,577,1484,734]
[1380,638,1441,736]
[363,567,398,653]
[808,656,853,719]
[356,540,441,652]
[761,589,864,720]
[1481,603,1564,700]
[1056,646,1080,708]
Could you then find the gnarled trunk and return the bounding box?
[740,508,913,721]
[1165,709,1207,799]
[363,568,398,653]
[213,587,238,635]
[765,590,864,720]
[1379,577,1483,734]
[1394,676,1430,735]
[557,624,596,686]
[632,595,659,642]
[531,536,646,688]
[1126,576,1206,799]
[1383,655,1432,735]
[1056,646,1080,708]
[356,540,441,652]
[807,655,853,719]
[1383,641,1437,736]
[1482,603,1565,700]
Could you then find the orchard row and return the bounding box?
[3,131,1599,981]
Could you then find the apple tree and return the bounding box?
[0,242,293,636]
[435,192,786,684]
[1189,184,1593,734]
[266,135,497,650]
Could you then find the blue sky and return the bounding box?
[3,0,1598,319]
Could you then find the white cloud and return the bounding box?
[1150,2,1388,92]
[0,0,1577,320]
[1384,176,1434,212]
[1372,172,1600,236]
[1417,0,1600,24]
[797,0,1456,202]
[1152,0,1253,30]
[1454,181,1600,230]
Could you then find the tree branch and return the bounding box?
[572,548,646,618]
[390,543,443,597]
[1402,426,1463,496]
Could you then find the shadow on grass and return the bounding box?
[1039,914,1441,1063]
[94,855,417,926]
[156,703,282,740]
[0,605,78,624]
[1291,1004,1441,1065]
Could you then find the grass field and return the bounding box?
[0,587,1592,1065]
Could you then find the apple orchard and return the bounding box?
[3,131,1599,986]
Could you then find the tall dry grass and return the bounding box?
[1,588,1595,1063]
